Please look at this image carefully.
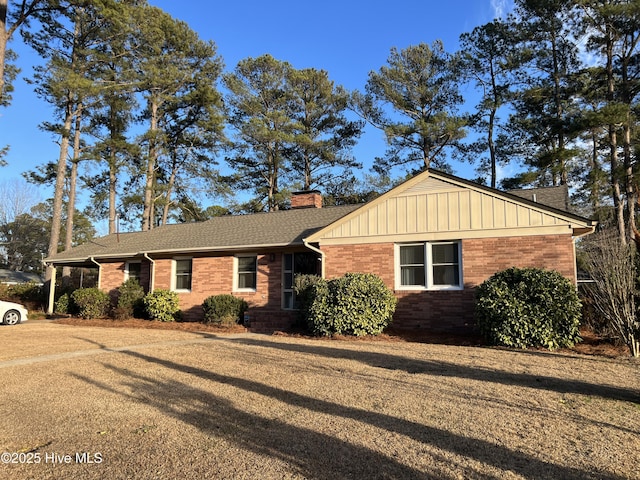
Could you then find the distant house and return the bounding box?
[0,269,44,286]
[44,170,596,332]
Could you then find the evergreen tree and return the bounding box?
[223,54,294,212]
[129,3,224,229]
[460,19,519,188]
[287,68,363,190]
[358,41,467,174]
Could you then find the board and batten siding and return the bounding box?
[314,176,575,245]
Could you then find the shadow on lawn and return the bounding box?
[225,337,640,405]
[75,350,630,480]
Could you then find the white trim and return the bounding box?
[395,241,463,291]
[124,260,142,282]
[233,255,258,293]
[171,257,193,293]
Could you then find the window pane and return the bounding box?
[284,253,293,271]
[127,263,141,281]
[176,274,191,290]
[432,244,457,264]
[238,272,256,289]
[400,245,424,265]
[283,291,294,310]
[174,259,192,290]
[284,271,293,289]
[433,265,459,286]
[295,252,319,275]
[401,266,425,286]
[176,259,192,274]
[238,256,256,271]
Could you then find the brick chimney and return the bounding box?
[291,190,322,209]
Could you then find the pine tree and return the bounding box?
[359,41,467,174]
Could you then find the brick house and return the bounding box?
[44,170,596,332]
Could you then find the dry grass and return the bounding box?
[0,321,638,479]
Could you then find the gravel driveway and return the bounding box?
[1,321,638,480]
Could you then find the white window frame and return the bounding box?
[171,257,193,292]
[125,261,142,283]
[395,241,463,291]
[233,255,257,292]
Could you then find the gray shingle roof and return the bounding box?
[46,205,361,264]
[508,185,570,212]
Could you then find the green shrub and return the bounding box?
[202,294,248,325]
[71,288,110,319]
[54,293,70,314]
[293,274,322,324]
[7,282,44,303]
[474,267,582,350]
[306,273,397,337]
[115,278,146,319]
[143,289,180,322]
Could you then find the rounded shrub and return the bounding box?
[293,274,322,325]
[143,289,180,322]
[54,293,70,315]
[202,294,248,325]
[71,288,110,319]
[474,267,582,350]
[307,272,397,337]
[115,278,145,319]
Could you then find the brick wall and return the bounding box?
[95,233,576,333]
[98,253,295,329]
[322,234,576,332]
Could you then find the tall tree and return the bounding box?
[460,19,519,188]
[0,0,49,106]
[130,4,224,230]
[224,54,294,212]
[24,0,99,294]
[358,41,467,174]
[579,0,640,243]
[287,68,363,190]
[506,0,583,188]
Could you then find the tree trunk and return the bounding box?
[0,0,7,106]
[62,104,82,286]
[142,98,158,231]
[160,164,177,226]
[45,97,73,298]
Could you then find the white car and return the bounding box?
[0,300,28,325]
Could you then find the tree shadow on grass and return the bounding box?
[72,370,438,479]
[74,349,629,480]
[226,337,640,405]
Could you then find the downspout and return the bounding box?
[303,239,325,278]
[90,257,102,290]
[143,253,155,292]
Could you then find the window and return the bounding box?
[235,256,257,291]
[282,252,319,309]
[174,259,192,291]
[125,262,141,283]
[396,241,462,290]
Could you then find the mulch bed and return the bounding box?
[51,316,631,358]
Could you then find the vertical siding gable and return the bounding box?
[315,174,580,241]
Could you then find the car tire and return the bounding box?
[3,309,21,325]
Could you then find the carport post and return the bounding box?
[46,264,57,315]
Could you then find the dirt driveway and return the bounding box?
[0,321,638,480]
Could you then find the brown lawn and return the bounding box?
[0,320,637,480]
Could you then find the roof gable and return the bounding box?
[306,170,595,244]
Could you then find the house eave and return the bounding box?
[44,241,306,266]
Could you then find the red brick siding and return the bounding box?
[95,234,576,332]
[98,253,296,329]
[322,234,576,332]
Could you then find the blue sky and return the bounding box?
[0,0,513,225]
